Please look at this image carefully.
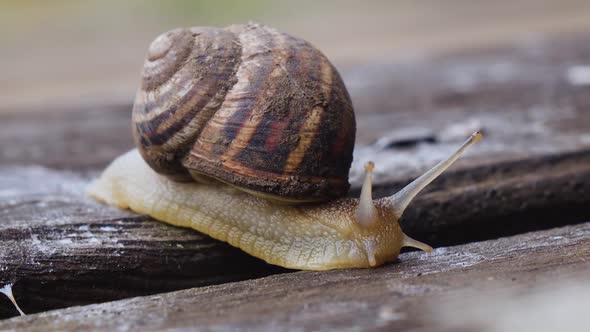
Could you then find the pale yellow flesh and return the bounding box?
[87,149,407,270]
[88,133,481,270]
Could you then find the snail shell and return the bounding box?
[132,23,356,202]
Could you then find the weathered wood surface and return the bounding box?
[0,167,288,318]
[1,34,590,320]
[1,222,588,331]
[1,148,588,317]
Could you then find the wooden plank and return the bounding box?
[0,167,286,318]
[0,105,133,171]
[1,222,588,331]
[0,147,588,318]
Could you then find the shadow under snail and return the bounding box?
[88,23,482,270]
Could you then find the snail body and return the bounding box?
[89,150,403,269]
[89,133,480,270]
[88,24,482,270]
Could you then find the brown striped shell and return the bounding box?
[131,23,356,202]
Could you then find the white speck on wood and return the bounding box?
[378,305,407,323]
[56,238,74,245]
[30,234,41,245]
[566,65,590,85]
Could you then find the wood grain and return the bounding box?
[0,167,287,318]
[0,146,587,318]
[1,222,588,331]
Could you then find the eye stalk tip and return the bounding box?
[388,131,482,219]
[472,131,483,143]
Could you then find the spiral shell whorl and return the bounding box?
[132,23,355,201]
[132,27,241,180]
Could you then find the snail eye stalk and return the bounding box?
[388,132,483,219]
[355,161,378,227]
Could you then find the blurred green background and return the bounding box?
[2,0,590,110]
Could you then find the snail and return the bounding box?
[88,23,482,270]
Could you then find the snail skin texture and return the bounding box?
[88,132,482,270]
